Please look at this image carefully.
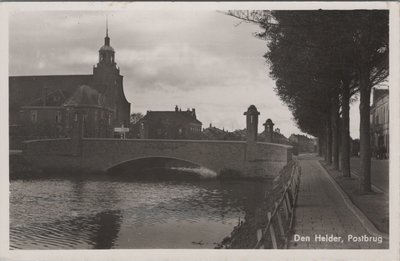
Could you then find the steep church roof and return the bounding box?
[28,89,68,107]
[63,85,112,109]
[9,74,93,110]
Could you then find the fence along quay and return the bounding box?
[255,162,301,249]
[217,161,301,249]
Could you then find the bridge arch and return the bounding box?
[106,156,218,178]
[80,139,247,175]
[107,156,212,172]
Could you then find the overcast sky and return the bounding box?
[9,10,361,138]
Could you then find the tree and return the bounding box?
[348,11,388,192]
[225,10,389,192]
[130,112,144,125]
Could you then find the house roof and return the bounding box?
[141,110,202,126]
[202,126,226,140]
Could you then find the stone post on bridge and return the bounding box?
[71,111,84,156]
[263,118,274,143]
[244,105,260,161]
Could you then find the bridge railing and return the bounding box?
[254,161,301,249]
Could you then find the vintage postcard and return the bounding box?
[0,1,399,261]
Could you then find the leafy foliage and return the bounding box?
[226,10,389,191]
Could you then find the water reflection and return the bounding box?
[10,173,271,249]
[89,210,122,249]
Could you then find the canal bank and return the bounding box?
[216,161,299,248]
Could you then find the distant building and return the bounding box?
[259,119,289,145]
[201,124,227,140]
[289,134,315,154]
[370,88,389,159]
[259,129,289,145]
[137,106,202,140]
[201,124,244,141]
[9,25,131,148]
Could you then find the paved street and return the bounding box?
[350,157,389,194]
[289,154,388,249]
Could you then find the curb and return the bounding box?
[316,161,389,240]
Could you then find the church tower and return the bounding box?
[98,20,116,66]
[92,20,131,128]
[93,19,120,85]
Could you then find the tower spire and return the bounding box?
[104,16,110,46]
[98,16,115,65]
[106,16,108,37]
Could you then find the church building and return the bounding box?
[9,25,131,147]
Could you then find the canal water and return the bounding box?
[10,168,271,249]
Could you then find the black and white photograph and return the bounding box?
[1,2,399,261]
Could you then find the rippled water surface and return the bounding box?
[10,174,270,249]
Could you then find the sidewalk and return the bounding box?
[289,154,388,249]
[322,160,389,234]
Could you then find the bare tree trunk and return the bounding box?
[341,79,351,177]
[323,130,328,161]
[318,135,323,156]
[326,119,332,165]
[359,67,372,193]
[338,116,342,170]
[332,96,340,170]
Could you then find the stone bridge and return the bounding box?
[23,138,292,178]
[23,105,292,178]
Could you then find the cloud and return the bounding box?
[118,42,263,96]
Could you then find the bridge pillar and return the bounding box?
[263,118,275,143]
[71,111,84,156]
[244,105,260,161]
